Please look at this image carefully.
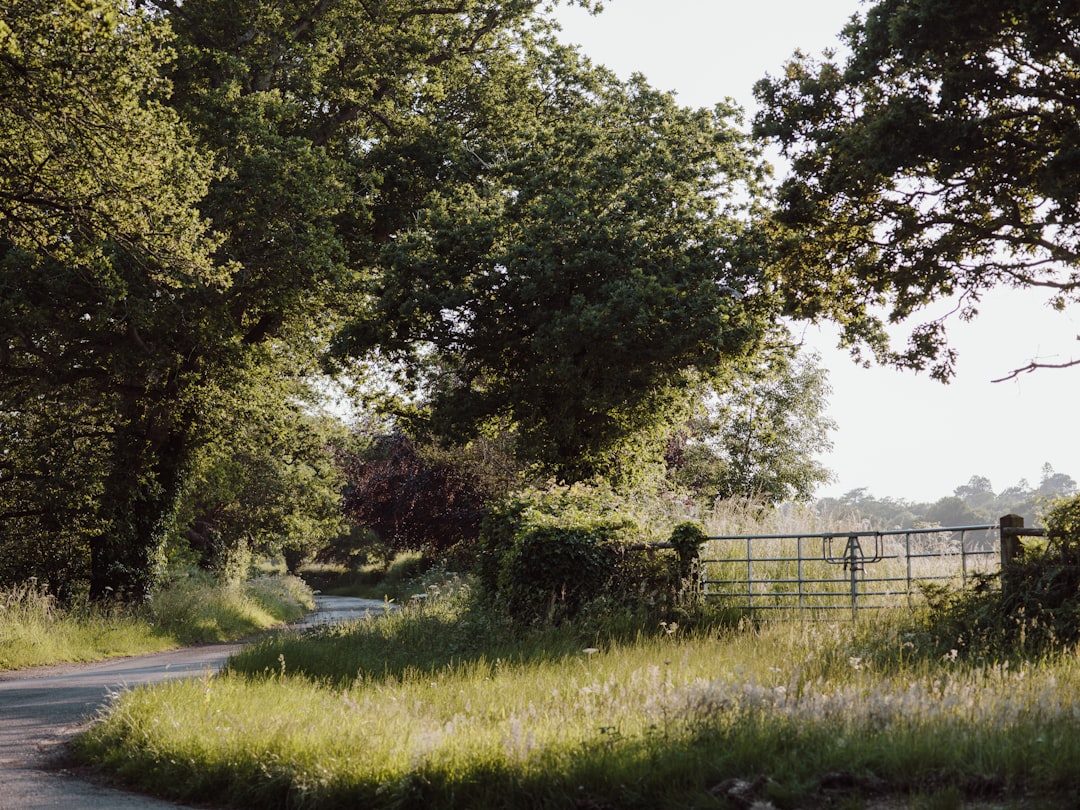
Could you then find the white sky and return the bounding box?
[551,0,1080,503]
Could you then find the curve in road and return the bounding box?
[0,595,391,810]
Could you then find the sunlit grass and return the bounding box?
[77,586,1080,808]
[0,574,314,670]
[69,501,1080,806]
[149,573,315,644]
[0,580,175,669]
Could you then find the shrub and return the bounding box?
[669,521,708,584]
[497,523,623,624]
[1045,493,1080,562]
[337,433,509,556]
[478,483,704,624]
[916,493,1080,659]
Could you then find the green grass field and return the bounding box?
[75,575,1080,809]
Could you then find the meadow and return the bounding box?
[75,567,1080,809]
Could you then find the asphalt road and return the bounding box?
[0,596,391,809]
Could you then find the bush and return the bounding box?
[916,494,1080,660]
[1045,493,1080,562]
[497,523,623,624]
[337,433,509,556]
[669,521,708,583]
[478,483,702,624]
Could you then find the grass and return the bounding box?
[0,581,176,669]
[0,572,314,670]
[148,572,316,643]
[75,577,1080,809]
[299,552,432,602]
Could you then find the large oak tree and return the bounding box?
[2,0,790,599]
[333,53,775,483]
[2,0,560,598]
[1,0,222,598]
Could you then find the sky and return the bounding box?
[551,0,1080,503]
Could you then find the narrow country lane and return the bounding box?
[0,596,391,810]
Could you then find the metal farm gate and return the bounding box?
[700,523,1003,619]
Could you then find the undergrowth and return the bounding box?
[72,495,1080,807]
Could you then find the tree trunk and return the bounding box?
[88,399,189,603]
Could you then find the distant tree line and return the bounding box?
[818,464,1079,529]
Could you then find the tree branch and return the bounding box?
[992,341,1080,382]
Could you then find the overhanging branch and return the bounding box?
[992,339,1080,382]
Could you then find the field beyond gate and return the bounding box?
[701,523,1001,618]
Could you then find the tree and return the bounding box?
[665,336,835,504]
[2,0,575,599]
[924,495,988,527]
[333,48,774,483]
[1037,463,1078,498]
[753,0,1080,380]
[953,475,996,511]
[0,0,222,598]
[178,374,348,578]
[816,489,921,530]
[337,432,517,556]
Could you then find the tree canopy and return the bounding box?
[2,0,851,596]
[2,0,803,599]
[1,0,222,598]
[333,52,774,482]
[1,0,561,598]
[754,0,1080,380]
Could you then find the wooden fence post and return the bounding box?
[999,514,1025,596]
[999,514,1025,567]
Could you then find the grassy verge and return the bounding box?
[75,580,1080,808]
[0,574,314,670]
[0,581,177,669]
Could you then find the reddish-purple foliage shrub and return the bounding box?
[337,433,495,555]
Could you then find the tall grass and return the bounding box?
[149,571,315,644]
[0,580,175,670]
[0,573,314,670]
[77,581,1080,808]
[71,501,1080,807]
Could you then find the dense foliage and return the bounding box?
[332,52,774,483]
[337,432,515,557]
[6,0,789,599]
[475,484,705,624]
[917,493,1080,659]
[1,0,222,599]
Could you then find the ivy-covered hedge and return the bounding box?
[476,484,707,624]
[497,523,623,625]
